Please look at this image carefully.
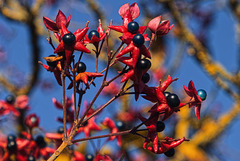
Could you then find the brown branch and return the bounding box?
[0,2,41,96]
[230,0,240,21]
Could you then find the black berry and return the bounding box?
[5,95,15,104]
[197,89,207,101]
[115,121,125,131]
[166,94,180,108]
[141,73,150,83]
[163,92,171,98]
[85,154,94,161]
[133,34,145,47]
[46,55,58,67]
[136,59,151,70]
[7,134,16,142]
[82,120,89,127]
[88,30,100,40]
[28,155,36,161]
[62,32,76,45]
[77,62,86,73]
[35,135,46,148]
[127,21,139,34]
[57,126,64,134]
[7,140,17,152]
[164,148,175,157]
[156,121,165,132]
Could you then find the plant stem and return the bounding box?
[62,64,67,139]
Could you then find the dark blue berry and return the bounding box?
[197,89,207,101]
[164,148,175,157]
[62,32,76,45]
[85,154,94,161]
[5,95,15,104]
[163,92,171,98]
[115,121,125,131]
[82,120,89,127]
[141,73,150,83]
[133,34,145,47]
[35,135,46,148]
[88,30,100,40]
[166,94,180,108]
[28,155,36,161]
[156,121,165,132]
[7,134,16,142]
[136,59,151,70]
[46,55,58,67]
[127,21,139,34]
[7,140,17,152]
[77,62,86,73]
[57,126,64,134]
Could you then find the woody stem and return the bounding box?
[62,63,67,139]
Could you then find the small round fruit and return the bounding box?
[136,59,151,70]
[46,55,58,67]
[7,134,16,142]
[88,30,100,40]
[28,155,36,161]
[5,95,15,104]
[164,148,175,157]
[141,73,150,83]
[197,89,207,101]
[163,92,171,98]
[77,62,87,73]
[35,135,46,148]
[62,32,76,45]
[166,94,180,108]
[85,154,94,161]
[156,121,165,132]
[115,121,125,131]
[82,120,89,127]
[127,21,139,34]
[133,34,145,47]
[57,126,64,134]
[7,140,17,152]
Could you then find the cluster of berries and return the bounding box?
[0,2,208,160]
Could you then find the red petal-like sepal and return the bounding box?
[108,26,127,33]
[43,17,58,32]
[116,43,135,58]
[74,42,91,53]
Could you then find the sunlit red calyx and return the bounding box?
[116,42,151,68]
[77,117,101,137]
[183,80,205,119]
[43,9,71,33]
[67,70,103,89]
[102,117,122,146]
[54,24,90,65]
[108,3,149,44]
[148,16,174,37]
[85,21,106,47]
[24,114,39,129]
[138,113,160,153]
[39,61,65,86]
[146,137,187,154]
[119,2,140,27]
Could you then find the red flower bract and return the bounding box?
[54,24,91,65]
[24,114,39,129]
[183,80,203,119]
[148,16,174,37]
[43,9,71,33]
